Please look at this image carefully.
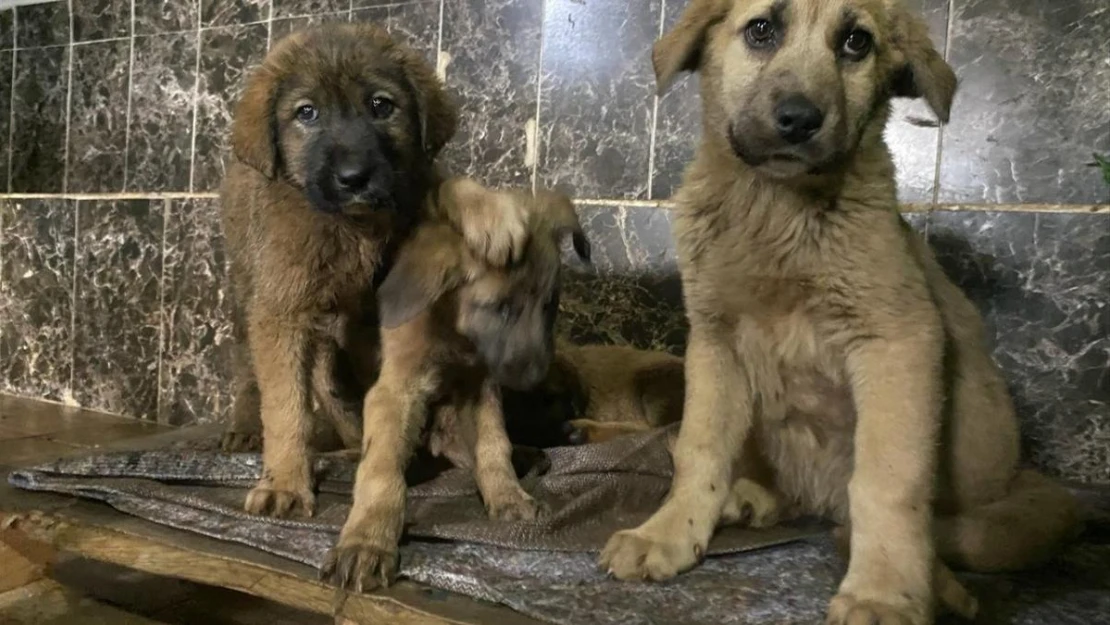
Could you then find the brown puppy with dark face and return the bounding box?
[323,179,590,592]
[220,24,528,520]
[599,1,1079,623]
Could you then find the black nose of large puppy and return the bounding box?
[774,95,824,144]
[334,162,372,192]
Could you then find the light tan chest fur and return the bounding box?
[674,176,920,520]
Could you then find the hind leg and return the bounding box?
[221,340,263,453]
[310,337,363,451]
[937,469,1079,573]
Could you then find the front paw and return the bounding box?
[486,487,543,521]
[599,528,703,582]
[244,479,316,518]
[827,592,929,625]
[321,540,400,593]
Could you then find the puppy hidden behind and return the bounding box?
[323,178,591,592]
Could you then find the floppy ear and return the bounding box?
[539,190,591,263]
[377,227,465,329]
[653,0,730,95]
[889,7,958,123]
[231,65,281,179]
[399,53,459,159]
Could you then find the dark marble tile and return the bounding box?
[192,23,269,192]
[273,0,347,19]
[558,204,686,355]
[352,0,401,7]
[928,210,1037,369]
[939,0,1110,204]
[67,39,131,193]
[271,11,350,44]
[650,70,699,201]
[126,33,197,192]
[202,0,272,27]
[385,1,440,65]
[902,211,929,235]
[575,204,677,275]
[650,0,698,201]
[927,210,1109,483]
[160,199,235,426]
[1016,213,1109,483]
[73,200,164,420]
[0,9,13,50]
[348,6,386,27]
[0,50,10,192]
[9,46,68,193]
[0,200,76,402]
[438,0,540,187]
[73,0,131,42]
[15,1,69,48]
[538,0,659,200]
[885,0,948,204]
[135,0,199,35]
[351,2,438,64]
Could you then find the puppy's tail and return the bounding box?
[935,469,1081,573]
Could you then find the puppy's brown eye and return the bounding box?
[745,19,775,48]
[371,96,394,119]
[841,29,873,60]
[296,104,318,124]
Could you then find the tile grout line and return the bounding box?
[435,0,444,62]
[645,0,666,201]
[122,0,136,190]
[61,0,75,193]
[0,192,1106,214]
[155,198,169,423]
[931,0,956,206]
[0,191,4,368]
[6,9,17,193]
[67,199,80,403]
[187,0,202,193]
[530,0,547,193]
[266,0,273,49]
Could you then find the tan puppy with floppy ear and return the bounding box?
[323,179,591,592]
[599,1,1079,623]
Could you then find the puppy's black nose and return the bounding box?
[334,164,372,191]
[774,95,824,144]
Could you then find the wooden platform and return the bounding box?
[0,395,540,625]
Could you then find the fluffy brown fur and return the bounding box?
[220,24,528,520]
[599,1,1080,623]
[323,180,590,591]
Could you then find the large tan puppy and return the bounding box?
[220,24,527,519]
[599,1,1079,623]
[324,180,591,591]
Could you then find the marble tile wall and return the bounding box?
[0,1,1105,485]
[0,0,1104,200]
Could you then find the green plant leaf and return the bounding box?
[1094,153,1110,186]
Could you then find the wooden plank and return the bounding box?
[0,401,540,625]
[0,578,170,625]
[0,470,542,625]
[0,535,49,593]
[0,510,537,625]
